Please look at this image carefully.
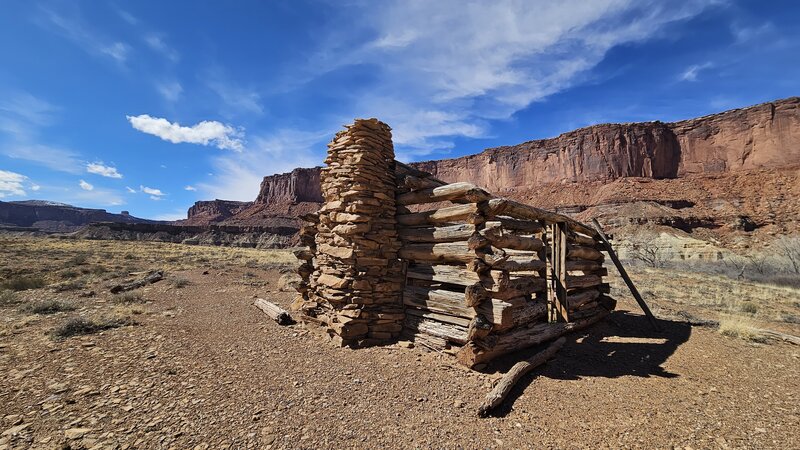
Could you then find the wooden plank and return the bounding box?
[567,245,604,261]
[478,337,566,416]
[482,226,544,251]
[405,308,471,327]
[398,223,476,243]
[402,286,512,327]
[548,222,569,323]
[485,218,543,234]
[404,314,468,344]
[397,203,482,226]
[487,198,599,239]
[592,219,660,331]
[397,182,491,205]
[481,252,547,272]
[399,242,476,264]
[456,306,609,368]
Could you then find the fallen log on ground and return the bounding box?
[478,337,566,417]
[110,270,163,294]
[254,298,294,325]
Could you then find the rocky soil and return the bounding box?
[1,240,798,449]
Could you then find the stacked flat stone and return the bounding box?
[305,118,405,346]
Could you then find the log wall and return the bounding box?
[293,118,616,366]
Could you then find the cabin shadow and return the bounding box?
[482,310,692,417]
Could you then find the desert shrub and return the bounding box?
[761,274,800,289]
[0,290,20,306]
[52,280,86,292]
[66,253,90,266]
[718,316,766,343]
[19,299,75,315]
[60,270,80,279]
[90,265,109,275]
[170,277,190,288]
[738,302,758,315]
[1,275,47,291]
[51,316,135,339]
[113,292,144,303]
[244,259,260,269]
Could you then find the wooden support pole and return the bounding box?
[591,218,660,331]
[477,337,566,417]
[548,222,569,323]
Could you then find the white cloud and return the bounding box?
[86,162,123,178]
[679,62,713,82]
[79,179,94,191]
[126,114,245,151]
[306,0,716,158]
[0,170,27,198]
[184,185,197,191]
[140,185,165,197]
[144,33,179,62]
[38,7,130,64]
[30,184,41,191]
[199,128,326,200]
[125,186,136,193]
[156,81,183,102]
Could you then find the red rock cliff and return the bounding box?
[255,167,323,205]
[412,97,800,189]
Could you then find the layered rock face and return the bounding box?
[184,200,252,225]
[255,167,322,205]
[0,201,155,232]
[414,97,800,190]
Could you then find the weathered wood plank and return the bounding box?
[397,182,492,205]
[456,306,609,368]
[397,203,482,226]
[398,223,476,243]
[402,286,512,327]
[487,198,600,239]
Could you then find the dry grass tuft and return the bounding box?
[19,299,76,315]
[718,316,767,343]
[113,292,145,303]
[1,275,47,292]
[52,315,135,339]
[0,290,20,306]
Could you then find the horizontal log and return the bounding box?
[397,203,483,226]
[456,306,609,368]
[397,182,492,206]
[482,227,544,251]
[493,276,547,299]
[485,218,543,234]
[405,307,472,327]
[567,232,598,247]
[568,289,600,310]
[567,246,604,262]
[403,286,512,327]
[565,260,603,272]
[398,223,476,243]
[481,252,547,272]
[399,242,476,264]
[404,314,468,344]
[566,274,603,289]
[487,198,599,239]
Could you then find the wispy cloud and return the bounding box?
[156,81,183,102]
[79,179,94,191]
[0,170,28,198]
[679,62,714,82]
[305,0,716,158]
[207,79,264,116]
[86,162,123,178]
[184,185,197,191]
[125,186,137,193]
[144,33,180,62]
[37,6,131,65]
[127,114,245,151]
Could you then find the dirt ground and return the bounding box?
[0,237,798,449]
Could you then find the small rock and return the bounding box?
[64,428,92,440]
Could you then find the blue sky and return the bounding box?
[0,0,798,220]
